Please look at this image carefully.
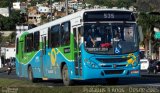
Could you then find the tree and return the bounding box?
[0,10,21,30]
[9,32,16,43]
[85,0,136,8]
[138,12,160,58]
[0,0,9,7]
[136,0,160,58]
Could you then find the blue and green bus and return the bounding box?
[16,9,142,85]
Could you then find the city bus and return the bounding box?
[16,9,143,86]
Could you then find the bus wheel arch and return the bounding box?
[60,62,66,77]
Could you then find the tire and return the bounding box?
[28,66,38,83]
[106,78,119,85]
[62,64,73,86]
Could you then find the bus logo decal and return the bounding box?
[48,48,60,66]
[126,53,136,67]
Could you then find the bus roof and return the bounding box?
[16,8,133,38]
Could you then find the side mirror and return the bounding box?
[138,26,143,42]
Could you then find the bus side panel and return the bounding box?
[29,50,43,78]
[42,48,73,79]
[16,50,43,78]
[15,57,20,76]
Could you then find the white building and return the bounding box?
[16,25,29,34]
[38,6,50,13]
[13,2,21,10]
[5,46,16,59]
[0,31,13,37]
[0,47,6,56]
[0,7,9,17]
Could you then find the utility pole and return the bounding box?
[50,0,53,21]
[8,0,12,17]
[65,0,68,15]
[27,1,29,28]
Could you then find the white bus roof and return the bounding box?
[16,8,133,38]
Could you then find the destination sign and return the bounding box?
[83,11,135,22]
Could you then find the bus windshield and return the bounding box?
[84,23,139,54]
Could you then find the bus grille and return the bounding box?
[96,58,130,63]
[104,70,124,74]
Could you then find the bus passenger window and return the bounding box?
[25,33,34,52]
[61,21,70,46]
[16,38,19,54]
[51,25,60,48]
[34,31,40,51]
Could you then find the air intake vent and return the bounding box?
[104,70,124,74]
[96,57,130,63]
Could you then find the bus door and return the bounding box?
[41,35,47,77]
[19,41,24,76]
[73,26,82,76]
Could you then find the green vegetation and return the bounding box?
[0,78,155,93]
[85,0,136,8]
[0,10,23,31]
[0,78,40,87]
[0,0,9,8]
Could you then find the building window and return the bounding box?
[34,31,40,51]
[61,21,70,46]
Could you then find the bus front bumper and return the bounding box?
[82,66,140,80]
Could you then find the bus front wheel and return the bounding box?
[62,64,73,86]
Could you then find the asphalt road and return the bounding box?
[1,70,160,87]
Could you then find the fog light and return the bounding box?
[130,70,139,74]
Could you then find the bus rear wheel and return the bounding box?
[28,66,38,83]
[62,64,73,86]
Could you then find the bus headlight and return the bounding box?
[84,58,99,68]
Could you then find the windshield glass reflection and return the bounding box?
[84,23,138,54]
